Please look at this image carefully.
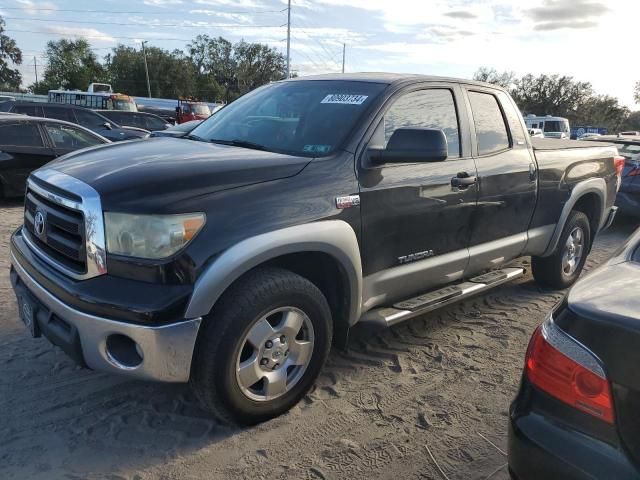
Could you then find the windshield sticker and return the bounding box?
[321,94,368,105]
[303,144,332,154]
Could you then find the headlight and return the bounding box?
[105,212,205,259]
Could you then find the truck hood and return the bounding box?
[46,137,311,211]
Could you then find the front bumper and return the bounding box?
[10,250,201,382]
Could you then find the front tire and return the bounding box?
[191,267,332,425]
[532,210,591,289]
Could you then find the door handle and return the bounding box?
[451,173,477,188]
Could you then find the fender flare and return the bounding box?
[542,177,607,257]
[184,220,363,327]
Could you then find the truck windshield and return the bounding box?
[191,104,211,116]
[190,80,386,156]
[543,120,569,133]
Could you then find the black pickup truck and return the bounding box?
[9,74,621,424]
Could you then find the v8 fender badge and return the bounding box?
[398,250,435,264]
[336,195,360,209]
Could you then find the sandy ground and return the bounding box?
[1,199,637,480]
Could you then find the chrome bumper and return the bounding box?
[11,251,201,383]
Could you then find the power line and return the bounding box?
[3,16,287,29]
[0,6,287,15]
[5,28,285,43]
[296,20,343,56]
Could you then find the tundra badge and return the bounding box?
[398,250,435,264]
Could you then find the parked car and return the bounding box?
[577,132,602,140]
[509,226,640,479]
[0,101,148,142]
[0,114,109,197]
[149,119,202,138]
[588,136,640,217]
[9,74,622,425]
[528,128,544,138]
[97,110,171,132]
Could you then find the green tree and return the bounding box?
[0,17,23,90]
[620,111,640,132]
[105,45,197,98]
[234,40,285,95]
[472,67,516,90]
[106,45,198,98]
[188,35,236,102]
[575,95,630,133]
[511,74,594,118]
[34,39,105,93]
[187,35,285,102]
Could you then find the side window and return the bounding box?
[468,91,510,155]
[497,91,526,146]
[45,124,102,149]
[0,122,44,147]
[43,107,75,123]
[74,109,104,129]
[144,115,165,130]
[382,89,460,157]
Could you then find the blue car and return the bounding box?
[590,136,640,217]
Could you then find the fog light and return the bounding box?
[106,334,143,369]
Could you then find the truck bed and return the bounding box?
[531,138,604,150]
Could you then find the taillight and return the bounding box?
[525,319,614,424]
[614,155,625,178]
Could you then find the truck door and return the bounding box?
[463,88,537,275]
[358,85,477,309]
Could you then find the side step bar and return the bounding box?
[360,267,524,327]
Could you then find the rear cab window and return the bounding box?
[468,91,511,155]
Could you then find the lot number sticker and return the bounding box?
[321,94,368,105]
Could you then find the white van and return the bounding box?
[524,114,570,139]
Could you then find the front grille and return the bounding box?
[24,185,87,274]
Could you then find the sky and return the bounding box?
[1,0,638,107]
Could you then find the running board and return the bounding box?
[360,267,524,327]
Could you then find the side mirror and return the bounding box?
[175,107,182,115]
[369,128,448,164]
[103,122,113,130]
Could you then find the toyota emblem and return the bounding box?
[34,210,46,236]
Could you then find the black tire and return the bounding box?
[190,267,332,425]
[532,210,591,289]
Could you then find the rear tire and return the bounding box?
[532,210,591,289]
[190,267,332,425]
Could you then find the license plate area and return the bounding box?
[16,289,41,338]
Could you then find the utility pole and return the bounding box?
[141,41,152,98]
[342,43,345,73]
[286,0,291,79]
[33,56,38,89]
